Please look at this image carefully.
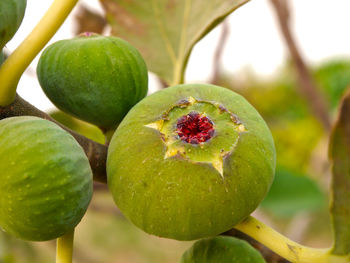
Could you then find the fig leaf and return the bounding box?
[261,166,326,218]
[100,0,249,85]
[329,88,350,255]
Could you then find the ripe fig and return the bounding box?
[107,84,276,240]
[37,33,148,130]
[181,236,266,263]
[0,116,93,241]
[0,0,26,50]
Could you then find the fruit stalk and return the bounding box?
[235,216,350,263]
[56,229,75,263]
[0,0,78,106]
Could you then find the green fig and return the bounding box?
[0,116,93,241]
[181,236,266,263]
[0,0,26,50]
[37,33,148,130]
[107,84,276,240]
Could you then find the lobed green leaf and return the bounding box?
[329,88,350,255]
[100,0,249,85]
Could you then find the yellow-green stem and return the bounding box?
[56,229,74,263]
[103,128,116,145]
[0,0,79,106]
[234,216,349,263]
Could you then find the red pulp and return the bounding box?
[176,112,214,144]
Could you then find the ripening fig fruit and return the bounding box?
[0,116,93,241]
[107,84,276,240]
[37,33,148,130]
[181,236,266,263]
[0,0,26,50]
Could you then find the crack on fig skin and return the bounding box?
[216,103,242,125]
[144,97,247,178]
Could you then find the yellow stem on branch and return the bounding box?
[0,0,79,106]
[56,229,75,263]
[234,216,350,263]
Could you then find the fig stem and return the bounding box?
[235,216,350,263]
[100,127,116,145]
[0,0,79,106]
[56,229,75,263]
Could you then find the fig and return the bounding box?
[107,84,276,240]
[0,0,26,50]
[0,116,93,241]
[180,236,266,263]
[37,33,148,130]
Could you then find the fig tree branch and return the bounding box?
[270,0,331,131]
[211,20,230,85]
[0,94,107,183]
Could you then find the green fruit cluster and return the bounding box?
[0,117,93,241]
[0,32,150,243]
[0,0,26,50]
[107,84,276,240]
[37,34,148,130]
[1,21,276,260]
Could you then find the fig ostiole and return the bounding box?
[181,236,266,263]
[37,33,148,130]
[0,0,26,50]
[0,116,93,241]
[107,84,276,241]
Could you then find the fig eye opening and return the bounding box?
[176,111,214,144]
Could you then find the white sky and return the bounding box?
[5,0,350,111]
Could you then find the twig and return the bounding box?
[74,5,107,35]
[0,94,107,183]
[270,0,331,131]
[211,20,230,85]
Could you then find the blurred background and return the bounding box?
[2,0,350,262]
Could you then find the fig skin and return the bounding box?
[0,116,93,241]
[107,84,276,241]
[37,34,148,130]
[181,236,266,263]
[0,0,26,50]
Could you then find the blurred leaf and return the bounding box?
[224,73,324,172]
[261,166,326,218]
[50,110,105,144]
[329,89,350,255]
[314,60,350,110]
[74,5,107,35]
[100,0,249,85]
[271,118,323,172]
